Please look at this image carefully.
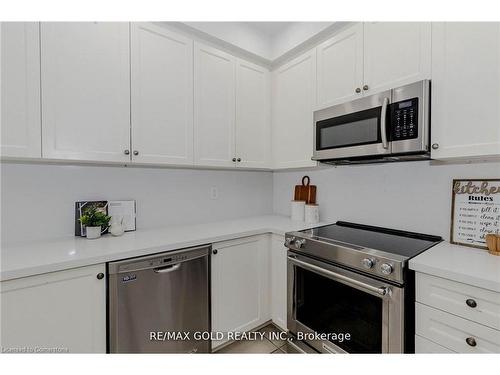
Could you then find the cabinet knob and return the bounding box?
[466,299,477,308]
[96,273,105,280]
[431,143,439,150]
[133,150,139,156]
[466,337,477,347]
[355,87,361,93]
[212,249,218,255]
[232,158,237,162]
[237,158,241,162]
[363,85,369,91]
[124,149,130,155]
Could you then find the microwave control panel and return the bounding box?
[390,98,418,141]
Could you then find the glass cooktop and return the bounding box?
[304,221,442,259]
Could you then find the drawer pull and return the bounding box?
[465,337,477,347]
[466,299,477,308]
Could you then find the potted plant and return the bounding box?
[79,207,111,239]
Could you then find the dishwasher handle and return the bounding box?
[154,263,181,274]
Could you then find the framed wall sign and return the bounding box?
[450,179,500,249]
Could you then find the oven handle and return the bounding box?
[288,256,389,297]
[380,97,389,149]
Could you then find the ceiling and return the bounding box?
[242,22,294,37]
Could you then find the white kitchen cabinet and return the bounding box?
[431,23,500,160]
[0,264,106,353]
[194,42,236,168]
[211,235,270,348]
[316,23,364,108]
[131,23,194,165]
[235,59,271,169]
[272,49,317,169]
[415,335,455,353]
[41,22,131,162]
[0,22,41,158]
[363,22,431,95]
[270,234,287,330]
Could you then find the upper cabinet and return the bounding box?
[316,23,363,108]
[272,50,317,169]
[316,23,431,108]
[131,23,194,165]
[431,23,500,160]
[41,22,131,162]
[235,59,271,169]
[194,42,236,168]
[363,22,431,95]
[0,22,41,158]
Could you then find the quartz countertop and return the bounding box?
[1,215,327,281]
[409,241,500,292]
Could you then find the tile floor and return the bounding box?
[215,323,302,354]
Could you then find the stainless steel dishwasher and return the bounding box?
[108,245,211,353]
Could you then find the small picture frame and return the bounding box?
[450,179,500,249]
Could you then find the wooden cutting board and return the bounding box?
[294,176,317,204]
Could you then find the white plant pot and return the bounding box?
[86,226,102,239]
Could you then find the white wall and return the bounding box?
[0,163,273,244]
[273,161,500,241]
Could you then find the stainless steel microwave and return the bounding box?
[313,80,431,164]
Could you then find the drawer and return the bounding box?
[415,334,455,353]
[416,272,500,330]
[416,303,500,353]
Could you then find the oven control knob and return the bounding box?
[295,239,306,249]
[380,263,393,275]
[284,236,296,247]
[361,258,374,269]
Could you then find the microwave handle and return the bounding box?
[381,97,389,149]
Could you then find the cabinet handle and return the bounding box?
[232,158,236,162]
[431,143,439,150]
[212,249,218,255]
[124,149,130,155]
[466,299,477,308]
[363,85,369,91]
[237,158,241,162]
[96,273,105,280]
[355,87,361,93]
[466,337,477,347]
[133,150,139,156]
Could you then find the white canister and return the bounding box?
[304,204,320,224]
[291,200,306,221]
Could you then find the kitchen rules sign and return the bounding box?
[451,179,500,249]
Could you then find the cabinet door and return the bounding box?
[235,59,271,169]
[363,22,431,95]
[270,235,287,331]
[41,22,130,162]
[131,23,194,165]
[1,264,106,353]
[211,236,270,348]
[194,42,235,168]
[316,23,363,108]
[431,23,500,160]
[0,22,41,158]
[272,50,317,169]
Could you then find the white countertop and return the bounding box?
[0,215,327,281]
[409,241,500,292]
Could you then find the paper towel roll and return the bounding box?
[291,200,306,222]
[304,204,319,224]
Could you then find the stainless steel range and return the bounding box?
[285,221,442,354]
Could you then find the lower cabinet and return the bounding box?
[270,234,287,330]
[415,272,500,353]
[211,235,270,348]
[0,264,106,353]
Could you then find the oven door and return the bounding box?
[287,252,404,354]
[313,90,392,161]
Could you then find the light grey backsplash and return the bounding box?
[273,161,500,241]
[0,163,273,244]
